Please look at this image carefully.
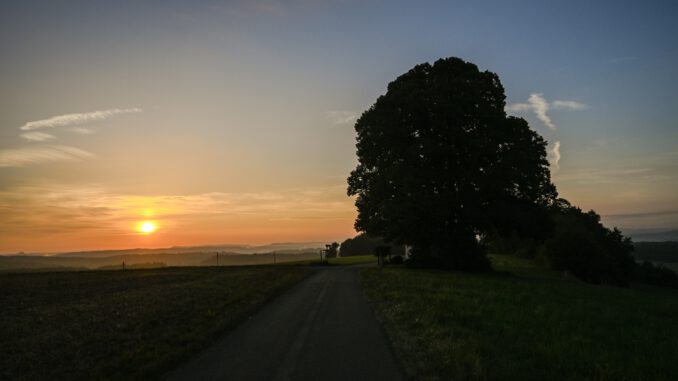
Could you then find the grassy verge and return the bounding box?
[0,266,313,380]
[279,254,376,266]
[329,255,376,265]
[362,255,678,380]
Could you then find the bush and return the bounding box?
[407,236,491,272]
[633,261,678,288]
[389,255,404,265]
[539,203,635,286]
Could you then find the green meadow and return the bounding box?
[362,255,678,381]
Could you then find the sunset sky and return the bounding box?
[1,1,677,253]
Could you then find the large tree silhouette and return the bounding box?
[347,57,557,270]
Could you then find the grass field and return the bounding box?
[0,266,312,380]
[0,251,321,273]
[362,255,678,380]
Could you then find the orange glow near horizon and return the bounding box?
[0,185,359,253]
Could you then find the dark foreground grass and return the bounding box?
[362,256,678,380]
[0,266,312,380]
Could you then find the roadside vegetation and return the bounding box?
[280,254,376,266]
[0,266,312,380]
[329,255,376,265]
[362,255,678,380]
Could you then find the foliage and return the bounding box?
[481,205,553,258]
[390,255,404,264]
[538,200,636,286]
[325,242,340,258]
[339,233,405,257]
[347,57,556,270]
[0,266,312,380]
[361,256,678,381]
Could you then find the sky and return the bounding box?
[1,0,677,253]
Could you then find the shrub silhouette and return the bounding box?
[539,200,636,286]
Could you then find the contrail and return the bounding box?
[20,108,142,131]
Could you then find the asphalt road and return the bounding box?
[166,266,405,381]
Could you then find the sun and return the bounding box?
[138,221,157,234]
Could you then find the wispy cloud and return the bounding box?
[529,93,555,130]
[548,141,561,173]
[0,146,95,167]
[20,131,56,142]
[326,110,358,125]
[552,100,589,110]
[553,167,655,184]
[4,107,141,168]
[603,210,678,219]
[601,210,678,232]
[506,94,588,130]
[20,108,142,131]
[70,127,95,134]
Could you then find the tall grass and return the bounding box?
[362,256,678,380]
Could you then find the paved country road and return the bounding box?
[166,266,406,381]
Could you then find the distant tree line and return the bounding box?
[632,242,678,262]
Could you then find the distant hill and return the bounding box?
[633,241,678,263]
[628,230,678,242]
[0,248,322,273]
[52,242,325,258]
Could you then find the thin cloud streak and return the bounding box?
[603,210,678,218]
[21,131,56,142]
[552,100,589,110]
[0,146,95,167]
[20,108,142,131]
[70,127,95,134]
[553,167,658,185]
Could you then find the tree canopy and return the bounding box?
[339,233,406,257]
[347,57,557,270]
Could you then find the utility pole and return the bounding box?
[273,252,276,265]
[216,252,220,266]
